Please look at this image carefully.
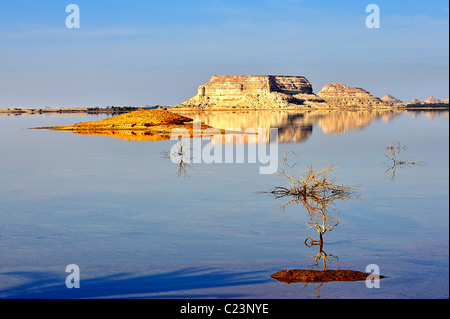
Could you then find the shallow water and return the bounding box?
[0,110,448,299]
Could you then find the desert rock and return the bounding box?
[408,98,422,104]
[423,96,441,104]
[381,94,403,104]
[271,269,385,284]
[173,75,331,109]
[317,83,391,108]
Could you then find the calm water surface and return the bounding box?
[0,110,448,298]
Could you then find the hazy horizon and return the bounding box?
[1,0,448,108]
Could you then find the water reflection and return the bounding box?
[162,137,193,177]
[260,153,385,297]
[405,109,449,120]
[176,109,403,143]
[54,109,405,142]
[69,129,174,141]
[384,141,424,181]
[43,109,449,143]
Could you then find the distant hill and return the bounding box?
[423,96,441,104]
[381,94,403,104]
[405,96,449,107]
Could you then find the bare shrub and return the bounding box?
[259,152,361,269]
[384,141,424,181]
[261,151,361,214]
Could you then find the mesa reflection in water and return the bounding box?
[59,109,442,142]
[174,109,402,143]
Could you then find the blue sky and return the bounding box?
[0,0,448,107]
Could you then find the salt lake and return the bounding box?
[0,109,448,298]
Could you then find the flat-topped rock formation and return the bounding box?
[175,78,394,109]
[317,83,391,108]
[173,75,331,109]
[381,94,403,104]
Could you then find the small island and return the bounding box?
[170,75,449,110]
[32,109,218,141]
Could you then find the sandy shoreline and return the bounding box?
[1,104,448,116]
[0,106,141,115]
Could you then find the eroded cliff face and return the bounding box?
[174,75,331,109]
[317,83,391,108]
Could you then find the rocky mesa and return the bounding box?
[173,75,331,109]
[172,75,395,110]
[317,83,391,108]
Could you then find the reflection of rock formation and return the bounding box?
[317,83,391,108]
[404,109,449,119]
[175,110,401,142]
[38,109,413,143]
[421,110,449,120]
[174,75,331,109]
[176,110,317,143]
[317,110,401,134]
